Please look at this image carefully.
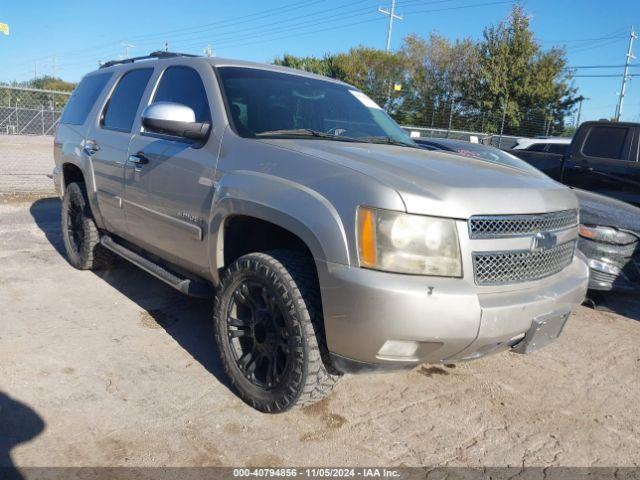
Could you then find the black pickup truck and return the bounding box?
[507,121,640,207]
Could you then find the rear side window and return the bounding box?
[102,68,153,132]
[525,143,547,152]
[61,73,111,125]
[547,144,568,155]
[582,126,629,160]
[153,67,210,123]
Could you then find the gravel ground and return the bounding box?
[1,197,639,469]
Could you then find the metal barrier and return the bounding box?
[0,86,70,137]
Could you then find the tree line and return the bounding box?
[274,5,580,137]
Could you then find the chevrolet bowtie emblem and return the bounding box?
[531,231,558,252]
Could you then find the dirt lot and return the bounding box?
[1,197,639,468]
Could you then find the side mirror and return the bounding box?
[141,102,210,141]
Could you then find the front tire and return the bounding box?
[61,182,113,270]
[213,251,341,413]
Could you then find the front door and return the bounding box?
[123,65,219,275]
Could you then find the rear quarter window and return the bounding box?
[60,73,111,126]
[582,126,629,160]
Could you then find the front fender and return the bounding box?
[208,171,351,283]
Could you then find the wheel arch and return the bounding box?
[208,172,352,284]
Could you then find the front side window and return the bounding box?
[153,66,211,123]
[102,68,153,132]
[217,66,414,146]
[61,72,111,126]
[582,126,629,160]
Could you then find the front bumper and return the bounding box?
[318,255,588,371]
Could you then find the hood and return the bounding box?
[573,188,640,232]
[260,139,578,218]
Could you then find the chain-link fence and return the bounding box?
[0,86,70,136]
[0,86,70,195]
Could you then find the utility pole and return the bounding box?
[614,27,636,121]
[575,97,588,128]
[378,0,402,52]
[121,42,135,59]
[51,56,56,78]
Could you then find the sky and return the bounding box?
[1,0,639,122]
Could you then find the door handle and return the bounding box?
[127,153,149,169]
[84,140,100,155]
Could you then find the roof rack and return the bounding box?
[99,51,200,69]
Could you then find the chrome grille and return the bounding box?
[469,210,578,239]
[473,241,576,285]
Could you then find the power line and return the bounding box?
[565,64,640,69]
[164,0,480,53]
[128,0,444,53]
[195,0,513,53]
[573,74,639,77]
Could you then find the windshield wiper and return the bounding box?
[357,136,417,148]
[254,129,358,141]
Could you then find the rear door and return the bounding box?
[562,124,640,206]
[123,64,220,275]
[88,67,154,235]
[55,71,111,192]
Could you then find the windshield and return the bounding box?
[447,142,542,174]
[217,66,415,146]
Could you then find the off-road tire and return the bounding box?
[61,182,113,270]
[213,250,341,413]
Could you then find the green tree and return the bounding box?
[475,4,579,134]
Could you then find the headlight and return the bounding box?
[357,206,462,276]
[579,225,637,245]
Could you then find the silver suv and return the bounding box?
[53,51,589,413]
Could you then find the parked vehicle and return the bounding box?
[53,51,588,413]
[507,121,640,207]
[512,136,571,155]
[415,137,640,293]
[574,189,640,292]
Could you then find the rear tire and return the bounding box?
[61,182,113,270]
[213,250,341,413]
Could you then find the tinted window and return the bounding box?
[61,73,111,125]
[153,67,210,123]
[526,143,548,152]
[102,68,153,132]
[583,126,629,160]
[547,144,568,155]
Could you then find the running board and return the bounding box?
[100,235,213,298]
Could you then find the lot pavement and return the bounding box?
[1,197,639,468]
